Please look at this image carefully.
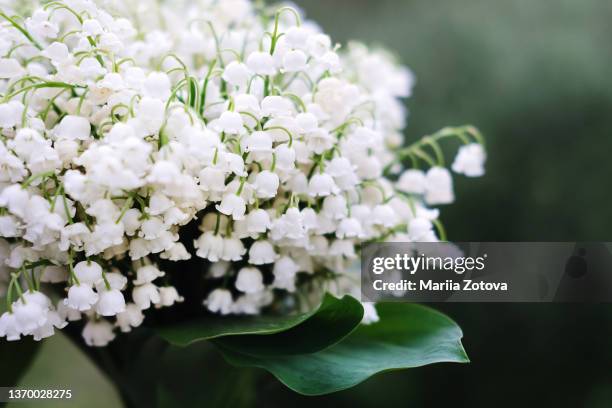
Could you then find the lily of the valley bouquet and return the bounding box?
[0,0,486,404]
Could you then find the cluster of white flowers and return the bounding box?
[0,0,485,346]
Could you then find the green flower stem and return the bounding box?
[264,126,293,146]
[283,93,307,112]
[214,213,221,235]
[116,196,134,224]
[239,111,262,130]
[270,153,277,172]
[2,82,82,103]
[384,125,483,174]
[236,177,246,195]
[21,171,55,189]
[0,12,43,50]
[423,136,445,166]
[101,271,111,291]
[433,218,447,242]
[199,59,217,116]
[67,249,80,286]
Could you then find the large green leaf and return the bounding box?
[216,303,469,395]
[157,293,363,348]
[213,294,363,356]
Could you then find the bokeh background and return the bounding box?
[7,0,612,406]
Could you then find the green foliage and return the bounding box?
[216,303,468,395]
[157,293,362,348]
[157,295,468,396]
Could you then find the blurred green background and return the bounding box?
[7,0,612,406]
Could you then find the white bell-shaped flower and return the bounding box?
[199,167,226,192]
[397,169,427,194]
[425,167,454,205]
[246,51,276,75]
[0,312,21,341]
[157,287,184,307]
[133,265,165,285]
[217,111,244,134]
[143,71,171,100]
[361,303,380,324]
[0,101,24,128]
[221,236,246,261]
[82,320,116,347]
[235,267,265,294]
[222,61,250,87]
[116,303,145,333]
[41,42,70,64]
[272,257,300,292]
[65,283,99,311]
[194,231,224,261]
[74,261,103,285]
[253,170,279,198]
[32,310,67,341]
[132,283,161,310]
[82,19,104,36]
[261,96,293,117]
[408,218,436,242]
[282,50,308,72]
[96,288,126,316]
[241,131,272,153]
[248,240,277,265]
[308,173,339,197]
[336,217,364,239]
[205,289,233,315]
[246,209,271,233]
[12,292,49,334]
[451,143,486,177]
[216,193,246,220]
[0,58,25,78]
